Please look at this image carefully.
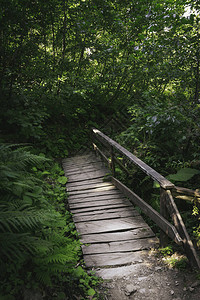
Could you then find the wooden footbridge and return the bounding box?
[63,129,200,271]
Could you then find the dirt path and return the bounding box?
[95,250,200,300]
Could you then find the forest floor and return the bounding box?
[95,249,200,300]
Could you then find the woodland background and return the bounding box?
[0,0,200,299]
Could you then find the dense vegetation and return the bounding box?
[0,0,200,298]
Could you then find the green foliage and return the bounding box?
[165,256,188,270]
[159,246,173,257]
[57,176,68,185]
[0,0,200,295]
[167,168,200,182]
[0,144,100,299]
[159,247,188,270]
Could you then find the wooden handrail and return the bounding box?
[92,128,200,269]
[112,177,182,245]
[92,128,174,189]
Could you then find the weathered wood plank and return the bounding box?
[80,227,155,244]
[68,189,123,199]
[72,206,136,217]
[73,209,139,222]
[68,185,116,195]
[75,216,147,234]
[93,129,174,189]
[64,162,106,173]
[63,154,97,162]
[67,178,105,188]
[63,157,102,166]
[68,194,127,204]
[82,237,158,255]
[84,250,150,267]
[67,182,113,192]
[70,203,133,214]
[67,170,109,183]
[66,166,108,176]
[63,161,102,169]
[69,198,131,209]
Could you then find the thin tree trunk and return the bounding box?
[62,0,67,62]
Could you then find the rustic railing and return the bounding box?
[92,128,200,269]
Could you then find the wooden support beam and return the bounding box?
[172,186,200,203]
[111,177,182,245]
[165,190,200,270]
[93,143,110,167]
[160,188,170,247]
[110,145,116,177]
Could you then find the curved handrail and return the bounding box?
[92,128,174,189]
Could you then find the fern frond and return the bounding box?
[0,208,53,233]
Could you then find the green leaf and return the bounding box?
[57,176,68,185]
[87,288,96,296]
[42,171,50,175]
[167,168,200,182]
[153,181,160,188]
[23,195,33,205]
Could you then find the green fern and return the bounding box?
[0,144,85,297]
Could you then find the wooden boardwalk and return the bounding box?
[63,152,158,269]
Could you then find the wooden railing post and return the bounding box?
[160,188,169,247]
[165,190,200,269]
[110,146,115,177]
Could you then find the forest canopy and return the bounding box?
[1,0,199,156]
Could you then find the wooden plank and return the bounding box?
[68,189,123,199]
[68,194,127,204]
[70,203,133,214]
[93,129,174,189]
[69,198,132,209]
[68,185,116,196]
[63,154,97,163]
[63,161,102,169]
[75,216,148,235]
[67,182,113,192]
[82,237,158,255]
[84,250,150,267]
[111,177,182,244]
[73,209,139,222]
[165,190,200,270]
[64,162,105,173]
[66,166,108,176]
[67,170,109,183]
[72,206,136,217]
[80,227,155,243]
[63,157,102,167]
[67,178,105,188]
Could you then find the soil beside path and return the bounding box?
[95,250,200,300]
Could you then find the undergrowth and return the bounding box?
[0,144,100,299]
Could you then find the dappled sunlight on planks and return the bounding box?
[63,152,158,270]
